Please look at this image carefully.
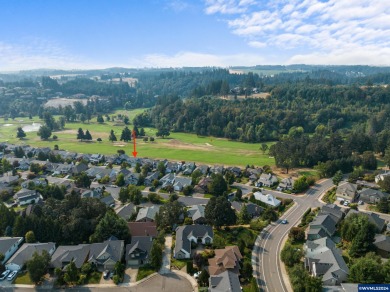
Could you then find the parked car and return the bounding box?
[358,200,364,205]
[7,271,17,281]
[343,201,349,206]
[0,270,10,281]
[193,271,201,279]
[103,270,110,279]
[281,219,288,224]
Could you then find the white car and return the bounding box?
[7,271,18,281]
[193,271,201,279]
[358,200,364,205]
[0,270,11,281]
[343,201,349,206]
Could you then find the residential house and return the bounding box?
[144,172,160,186]
[6,242,56,272]
[53,163,73,175]
[182,162,196,175]
[307,215,337,241]
[226,167,241,177]
[160,173,192,191]
[374,235,390,258]
[87,238,124,271]
[100,195,115,207]
[318,204,345,224]
[85,167,116,180]
[125,236,153,266]
[90,154,104,164]
[231,202,263,218]
[21,178,47,189]
[209,270,241,292]
[358,188,389,204]
[13,188,42,206]
[346,209,385,232]
[187,205,206,224]
[0,237,23,264]
[194,165,209,175]
[72,163,88,175]
[136,205,161,222]
[335,182,358,202]
[125,173,140,185]
[375,171,390,183]
[277,177,294,191]
[51,244,90,269]
[210,165,224,175]
[127,222,158,237]
[256,173,278,187]
[174,225,213,259]
[304,237,349,285]
[165,161,182,174]
[253,192,281,207]
[195,177,213,194]
[208,246,242,276]
[0,175,19,186]
[81,189,101,199]
[356,180,379,189]
[116,203,136,221]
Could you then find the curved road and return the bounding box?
[252,179,334,292]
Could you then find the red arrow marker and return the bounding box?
[132,130,138,157]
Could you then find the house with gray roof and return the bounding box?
[6,242,56,272]
[194,165,209,175]
[304,237,349,285]
[144,171,160,186]
[182,162,196,175]
[231,202,263,218]
[277,177,294,191]
[85,167,116,180]
[160,173,192,191]
[116,203,136,221]
[87,238,124,271]
[187,205,206,224]
[13,188,42,206]
[374,235,390,258]
[256,173,278,187]
[318,204,345,224]
[100,194,115,207]
[209,270,241,292]
[136,205,161,222]
[336,182,358,202]
[0,175,19,186]
[0,237,23,265]
[307,215,337,241]
[125,236,153,266]
[346,209,385,232]
[358,188,389,204]
[174,225,213,259]
[375,171,390,183]
[50,244,90,269]
[21,178,47,189]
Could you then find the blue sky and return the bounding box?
[0,0,389,70]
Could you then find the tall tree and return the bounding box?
[37,125,52,140]
[84,130,92,141]
[16,127,26,139]
[120,127,132,142]
[349,253,384,283]
[90,210,131,243]
[26,250,51,284]
[150,240,163,270]
[207,174,227,196]
[109,130,117,142]
[77,128,85,141]
[205,196,236,227]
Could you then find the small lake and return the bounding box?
[22,122,42,132]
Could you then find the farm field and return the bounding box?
[0,109,275,167]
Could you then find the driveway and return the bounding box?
[124,268,138,284]
[160,234,172,274]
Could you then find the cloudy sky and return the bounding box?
[0,0,389,70]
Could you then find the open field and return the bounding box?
[0,109,275,167]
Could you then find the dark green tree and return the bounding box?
[109,130,117,142]
[205,196,236,227]
[90,210,131,243]
[281,243,302,267]
[84,130,92,141]
[332,170,343,186]
[150,240,163,270]
[97,115,104,123]
[26,250,51,284]
[238,204,251,224]
[349,253,384,283]
[25,230,36,243]
[37,125,52,140]
[115,173,125,187]
[155,201,185,231]
[16,127,26,139]
[77,128,85,141]
[75,172,91,188]
[207,174,227,196]
[120,126,132,142]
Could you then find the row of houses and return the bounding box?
[304,204,390,286]
[336,181,389,204]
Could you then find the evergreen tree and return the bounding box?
[84,130,92,141]
[150,240,163,270]
[238,204,251,224]
[97,115,104,123]
[109,130,117,142]
[120,127,132,142]
[16,127,26,139]
[77,128,85,141]
[139,128,145,136]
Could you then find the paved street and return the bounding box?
[253,179,334,292]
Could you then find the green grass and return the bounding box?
[85,271,102,284]
[171,258,189,270]
[13,271,34,285]
[297,169,319,179]
[0,109,275,167]
[136,265,156,281]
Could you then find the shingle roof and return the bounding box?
[7,242,55,268]
[209,270,241,292]
[50,244,90,269]
[0,237,23,256]
[136,205,160,222]
[175,225,213,256]
[125,236,153,261]
[374,234,390,252]
[127,222,158,237]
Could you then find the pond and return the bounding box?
[22,122,42,132]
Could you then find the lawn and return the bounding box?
[136,265,156,281]
[13,271,34,285]
[0,109,275,167]
[171,258,190,270]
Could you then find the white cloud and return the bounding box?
[0,38,104,71]
[127,51,267,67]
[204,0,390,64]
